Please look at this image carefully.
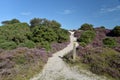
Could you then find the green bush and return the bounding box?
[0,23,31,44]
[79,23,94,31]
[79,42,87,47]
[78,30,96,46]
[57,29,69,43]
[103,37,117,48]
[32,26,58,43]
[0,41,17,50]
[40,41,51,51]
[18,40,35,48]
[112,26,120,36]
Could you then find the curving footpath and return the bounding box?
[30,31,107,80]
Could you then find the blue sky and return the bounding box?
[0,0,120,29]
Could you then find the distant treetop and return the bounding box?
[79,23,94,31]
[1,19,20,25]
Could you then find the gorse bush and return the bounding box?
[0,41,17,50]
[103,37,117,48]
[0,18,69,50]
[77,30,96,46]
[32,26,58,43]
[0,23,31,44]
[18,40,36,48]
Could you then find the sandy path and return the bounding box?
[30,31,107,80]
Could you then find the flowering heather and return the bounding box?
[0,40,70,80]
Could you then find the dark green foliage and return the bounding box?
[78,30,96,46]
[30,18,61,29]
[57,29,69,43]
[103,37,117,47]
[50,20,61,29]
[0,41,17,50]
[0,18,69,50]
[1,19,20,25]
[100,26,105,29]
[32,26,58,43]
[112,26,120,36]
[0,23,31,44]
[38,41,51,51]
[30,18,42,28]
[18,40,35,48]
[79,23,94,31]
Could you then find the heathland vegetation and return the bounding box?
[64,23,120,80]
[0,18,70,80]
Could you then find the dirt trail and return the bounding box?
[30,31,107,80]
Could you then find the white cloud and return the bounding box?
[21,12,31,16]
[59,9,73,15]
[100,5,120,13]
[63,10,72,14]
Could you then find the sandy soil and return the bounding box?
[30,31,107,80]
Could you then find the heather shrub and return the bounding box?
[82,48,120,80]
[103,37,117,48]
[13,54,26,64]
[0,41,17,50]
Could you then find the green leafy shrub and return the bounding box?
[103,37,117,47]
[40,41,51,51]
[0,41,17,50]
[0,23,31,44]
[24,40,36,48]
[112,26,120,36]
[32,26,58,43]
[57,29,69,43]
[78,30,96,46]
[18,40,35,48]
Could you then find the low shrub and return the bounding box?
[77,30,96,46]
[103,37,117,48]
[0,41,17,50]
[18,40,36,48]
[36,41,51,51]
[112,26,120,36]
[82,48,120,80]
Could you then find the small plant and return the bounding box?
[103,37,117,48]
[0,41,17,50]
[13,54,26,65]
[18,40,36,48]
[41,41,51,51]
